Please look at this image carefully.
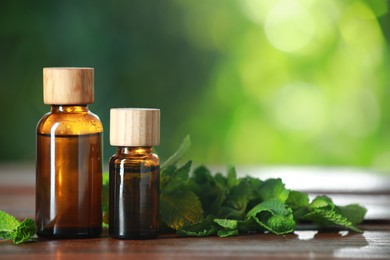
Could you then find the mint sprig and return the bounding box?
[301,196,366,232]
[101,135,367,237]
[165,136,366,237]
[0,210,36,244]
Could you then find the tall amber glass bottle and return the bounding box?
[109,108,160,239]
[36,68,103,238]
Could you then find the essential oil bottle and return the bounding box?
[109,108,160,239]
[36,67,103,238]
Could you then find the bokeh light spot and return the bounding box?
[372,151,390,171]
[240,0,276,25]
[271,82,327,132]
[332,89,380,138]
[265,0,314,52]
[339,1,384,66]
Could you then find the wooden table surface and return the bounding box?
[1,164,390,259]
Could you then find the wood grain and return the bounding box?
[110,108,160,146]
[1,165,390,259]
[43,67,94,105]
[0,229,389,259]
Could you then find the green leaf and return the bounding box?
[258,179,290,202]
[0,211,36,244]
[214,173,228,190]
[245,176,263,193]
[286,190,309,220]
[237,217,264,233]
[177,216,217,237]
[227,167,239,188]
[160,190,203,230]
[218,180,253,219]
[161,161,192,194]
[190,165,214,186]
[11,218,36,244]
[244,176,264,210]
[188,165,226,216]
[102,172,109,227]
[213,219,240,237]
[214,219,238,230]
[303,208,362,232]
[302,195,365,232]
[246,199,296,234]
[335,204,367,225]
[287,190,309,209]
[0,210,21,234]
[161,135,191,169]
[0,231,13,240]
[160,165,177,191]
[217,229,239,237]
[310,195,334,210]
[102,172,109,186]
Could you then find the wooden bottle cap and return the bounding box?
[110,108,160,146]
[43,67,94,104]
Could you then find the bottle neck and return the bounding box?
[50,105,89,113]
[116,147,153,156]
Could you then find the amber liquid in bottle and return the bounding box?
[36,105,103,238]
[109,147,159,239]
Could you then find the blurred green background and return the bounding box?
[1,0,390,170]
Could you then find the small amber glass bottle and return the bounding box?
[36,68,103,238]
[109,108,160,239]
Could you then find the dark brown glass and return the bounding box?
[109,147,160,239]
[36,105,103,238]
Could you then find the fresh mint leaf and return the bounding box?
[160,190,204,230]
[246,199,295,235]
[0,210,20,234]
[11,218,36,245]
[212,217,265,236]
[310,195,334,210]
[287,190,309,209]
[245,176,263,193]
[258,178,290,202]
[335,204,367,225]
[102,172,109,227]
[286,190,309,220]
[102,172,109,186]
[0,211,36,244]
[177,216,217,237]
[214,218,238,230]
[218,180,253,219]
[0,231,13,240]
[191,165,213,183]
[237,217,264,233]
[188,165,226,216]
[213,217,266,237]
[160,165,177,191]
[304,208,362,232]
[213,219,240,237]
[217,229,239,237]
[302,195,365,232]
[161,161,192,195]
[227,167,239,188]
[214,172,228,190]
[244,176,264,210]
[161,135,191,169]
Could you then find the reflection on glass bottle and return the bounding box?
[36,68,103,238]
[108,108,160,239]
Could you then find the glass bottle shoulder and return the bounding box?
[37,106,103,136]
[109,148,160,168]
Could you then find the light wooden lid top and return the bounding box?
[43,67,94,104]
[110,108,160,146]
